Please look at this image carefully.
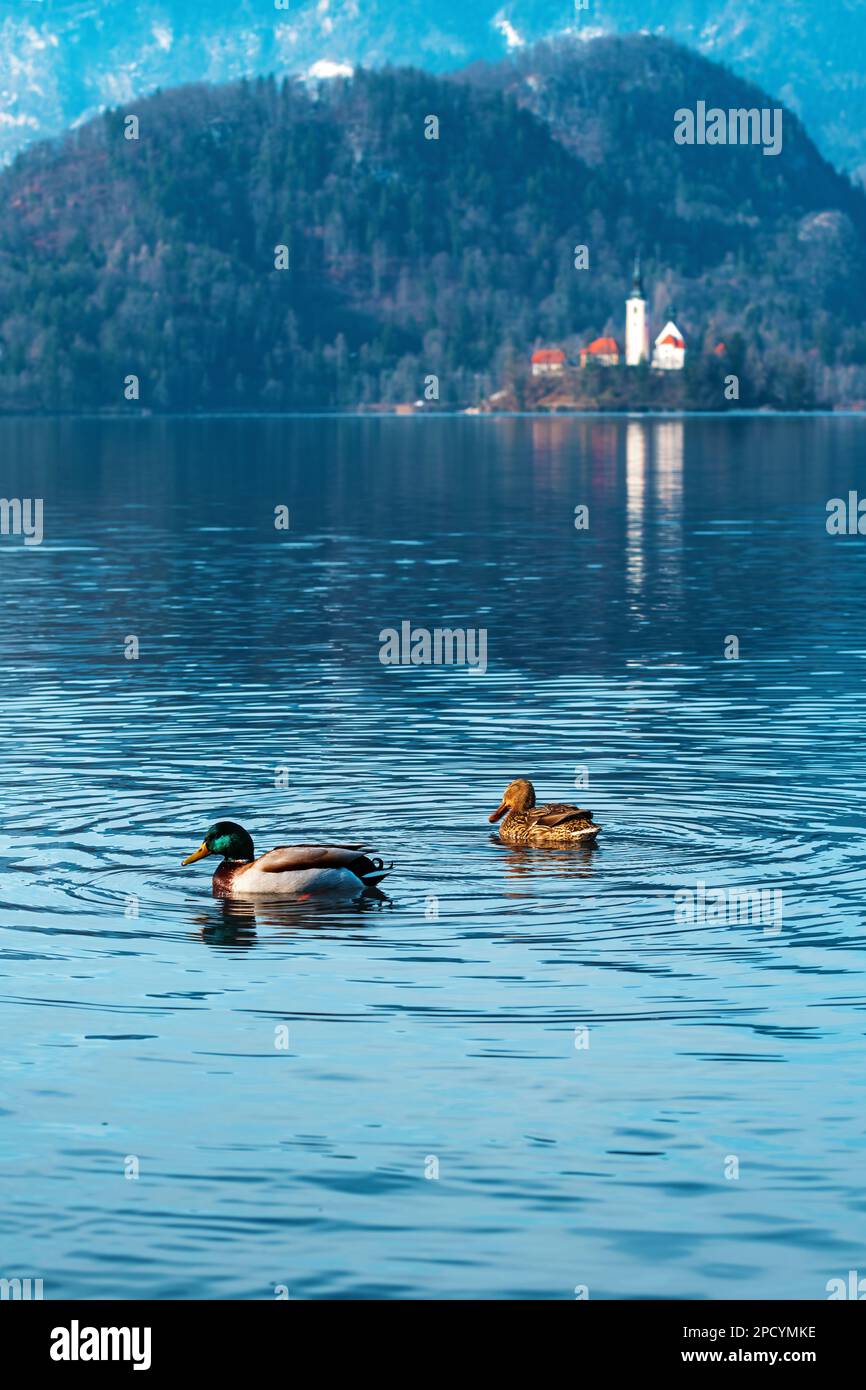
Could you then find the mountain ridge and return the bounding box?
[1,33,863,413]
[1,0,865,178]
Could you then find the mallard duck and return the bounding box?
[181,821,392,896]
[488,779,601,846]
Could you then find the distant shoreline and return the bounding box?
[0,409,863,422]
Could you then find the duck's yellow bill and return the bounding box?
[182,842,211,866]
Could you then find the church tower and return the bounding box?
[625,255,649,366]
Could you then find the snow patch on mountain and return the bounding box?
[0,111,39,130]
[307,59,353,80]
[493,13,525,50]
[570,27,607,44]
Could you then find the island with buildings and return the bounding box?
[531,259,686,380]
[485,257,736,415]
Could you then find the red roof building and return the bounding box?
[651,319,686,371]
[531,348,566,376]
[579,336,620,367]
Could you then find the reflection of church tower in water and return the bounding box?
[625,255,650,366]
[625,420,684,602]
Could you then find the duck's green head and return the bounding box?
[182,821,255,866]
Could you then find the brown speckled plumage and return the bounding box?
[488,778,601,847]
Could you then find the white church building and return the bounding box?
[624,257,685,371]
[652,322,686,370]
[625,257,650,365]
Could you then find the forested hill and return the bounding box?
[1,34,865,413]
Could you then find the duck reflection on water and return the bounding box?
[492,838,598,882]
[189,887,392,947]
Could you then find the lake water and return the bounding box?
[1,413,865,1300]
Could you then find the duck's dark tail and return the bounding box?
[351,854,393,888]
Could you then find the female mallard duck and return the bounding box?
[488,779,601,846]
[182,821,392,897]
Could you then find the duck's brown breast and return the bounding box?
[497,814,533,845]
[212,861,251,897]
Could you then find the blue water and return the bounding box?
[1,414,865,1300]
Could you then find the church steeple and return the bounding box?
[625,252,649,365]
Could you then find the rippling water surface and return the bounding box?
[1,414,865,1299]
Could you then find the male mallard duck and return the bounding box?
[182,821,392,896]
[488,779,601,846]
